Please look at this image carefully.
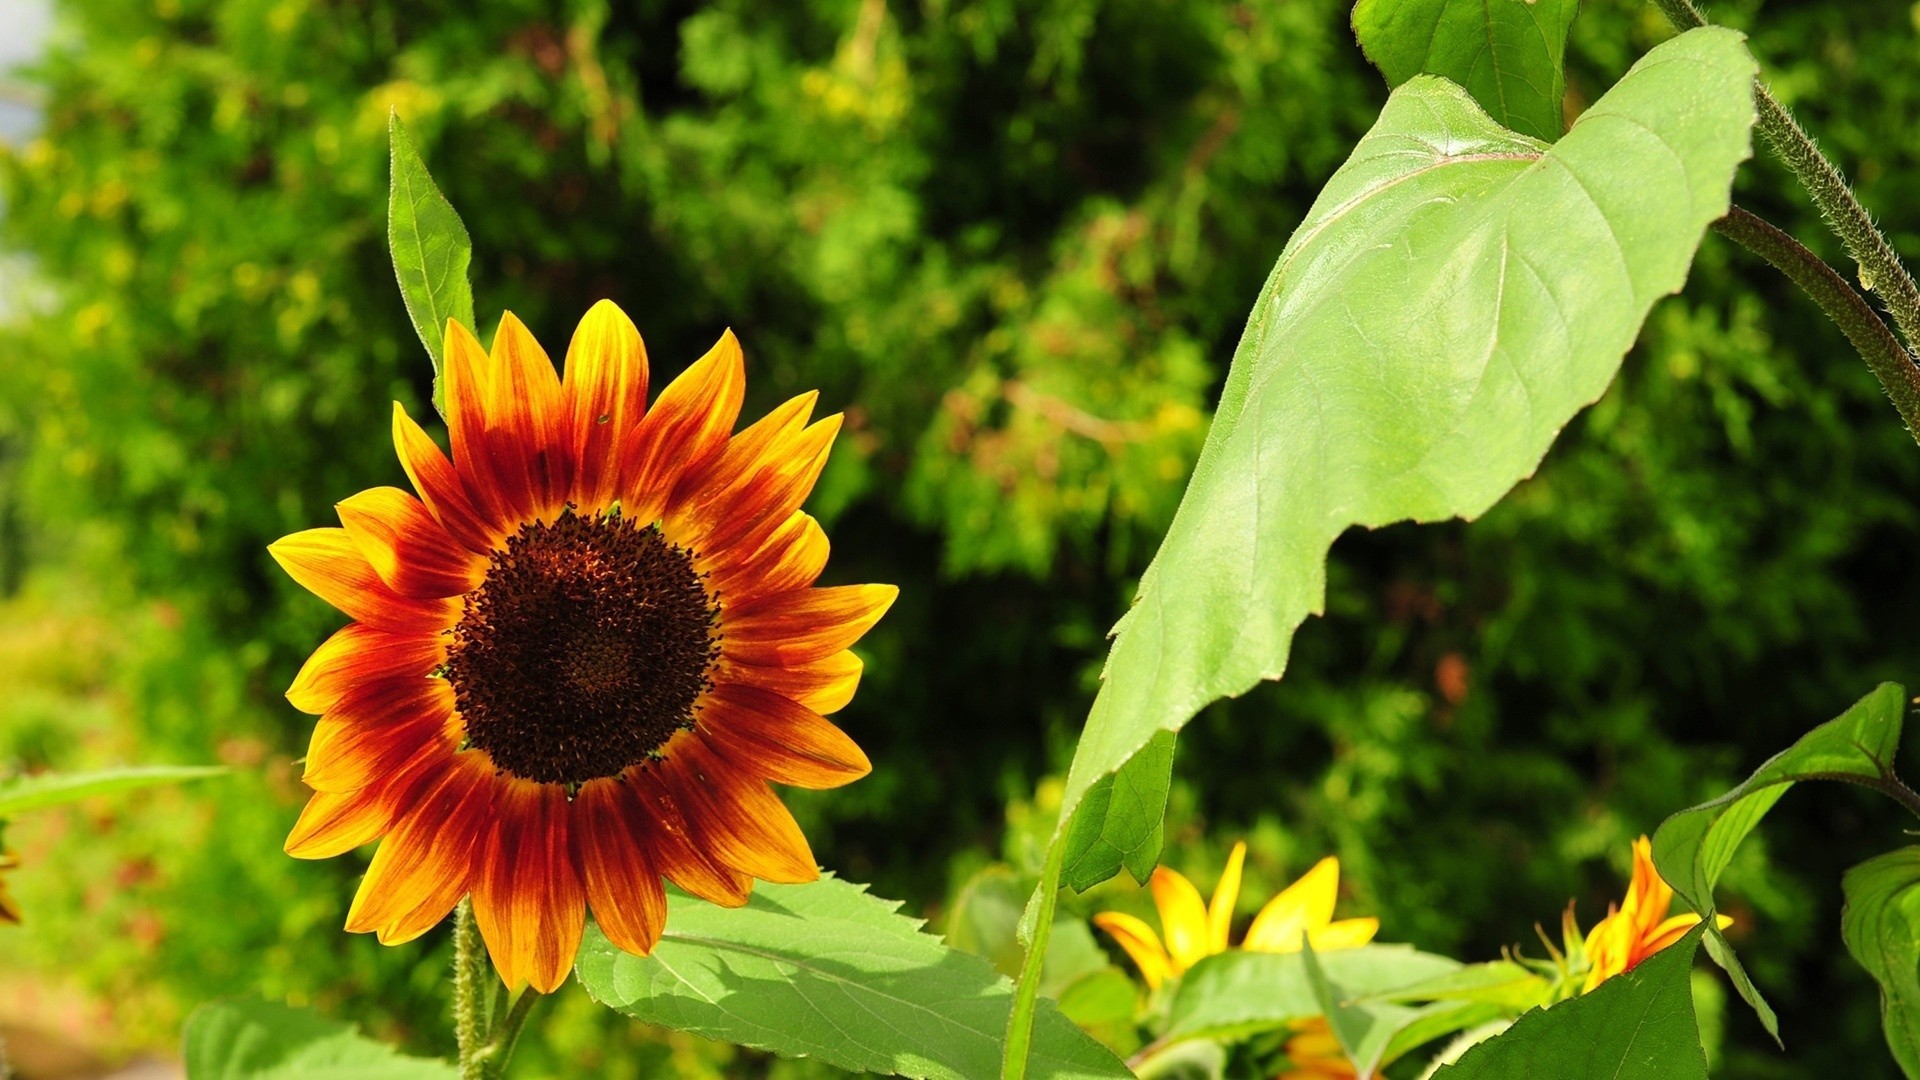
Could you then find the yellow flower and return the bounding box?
[1281,1018,1375,1079]
[1582,836,1733,992]
[1092,842,1379,990]
[0,844,19,925]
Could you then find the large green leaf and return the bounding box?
[1160,945,1460,1043]
[1840,847,1920,1076]
[574,876,1130,1080]
[183,998,455,1079]
[1352,0,1581,142]
[1432,926,1708,1080]
[387,112,475,416]
[1652,681,1911,1037]
[0,765,226,816]
[1053,27,1758,892]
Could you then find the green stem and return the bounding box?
[1652,0,1920,351]
[469,989,544,1078]
[1001,838,1064,1080]
[452,899,502,1079]
[1712,206,1920,443]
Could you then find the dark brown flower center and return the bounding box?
[446,508,718,785]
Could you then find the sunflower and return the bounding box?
[1581,835,1732,992]
[270,302,894,993]
[1092,842,1379,989]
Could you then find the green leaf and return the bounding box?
[1432,926,1709,1080]
[1352,0,1581,141]
[183,997,456,1079]
[1841,847,1920,1077]
[0,765,227,816]
[387,112,475,417]
[1364,959,1552,1011]
[946,866,1116,996]
[1652,681,1911,1038]
[1053,26,1758,893]
[1162,945,1460,1044]
[574,876,1131,1080]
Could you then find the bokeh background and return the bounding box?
[3,0,1919,1076]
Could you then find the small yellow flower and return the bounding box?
[1281,1017,1375,1079]
[1093,842,1379,990]
[1582,836,1733,992]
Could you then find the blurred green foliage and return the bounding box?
[2,0,1920,1077]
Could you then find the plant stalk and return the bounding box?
[1712,206,1920,443]
[452,899,502,1079]
[1001,838,1065,1080]
[1652,0,1920,352]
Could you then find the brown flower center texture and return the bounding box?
[447,509,719,785]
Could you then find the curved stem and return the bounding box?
[1652,0,1920,351]
[470,989,544,1078]
[1001,839,1064,1080]
[1712,206,1920,442]
[452,899,502,1079]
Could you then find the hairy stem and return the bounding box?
[1652,0,1920,352]
[452,899,502,1079]
[469,989,544,1078]
[1001,839,1064,1080]
[1713,206,1920,442]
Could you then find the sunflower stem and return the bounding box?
[1000,838,1064,1080]
[452,899,502,1078]
[471,988,544,1077]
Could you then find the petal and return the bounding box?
[1208,842,1246,954]
[337,486,487,599]
[392,401,501,554]
[474,778,586,993]
[620,330,746,523]
[287,623,446,715]
[442,319,515,526]
[710,513,830,613]
[486,311,569,518]
[1244,857,1341,954]
[1149,866,1213,973]
[287,712,457,860]
[674,413,841,559]
[624,765,752,907]
[345,752,494,943]
[1091,911,1172,990]
[269,528,460,634]
[1307,917,1379,952]
[667,391,816,518]
[563,300,649,516]
[574,778,668,957]
[722,584,897,668]
[716,650,865,716]
[696,683,869,789]
[303,677,457,792]
[659,739,817,885]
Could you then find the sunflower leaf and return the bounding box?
[1652,681,1912,1040]
[574,875,1131,1079]
[387,112,475,418]
[1051,27,1757,895]
[182,997,456,1079]
[1841,847,1920,1078]
[1162,945,1460,1044]
[0,764,226,816]
[1431,925,1709,1080]
[1352,0,1581,142]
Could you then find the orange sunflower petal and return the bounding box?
[711,513,830,611]
[485,311,569,519]
[620,330,746,523]
[625,764,752,906]
[286,622,446,715]
[474,777,586,993]
[303,677,457,792]
[345,752,494,943]
[574,778,668,957]
[1092,910,1173,990]
[337,486,486,599]
[660,739,817,885]
[269,528,460,635]
[723,584,897,667]
[676,413,841,559]
[717,650,865,716]
[441,319,515,527]
[286,735,455,858]
[667,390,816,517]
[392,401,500,555]
[696,683,870,790]
[563,300,649,516]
